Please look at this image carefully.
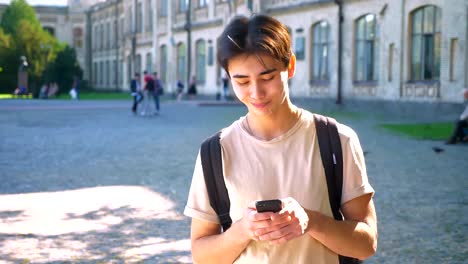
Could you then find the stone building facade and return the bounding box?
[1,0,467,102]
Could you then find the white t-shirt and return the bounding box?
[184,109,374,264]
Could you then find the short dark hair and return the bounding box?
[217,14,291,74]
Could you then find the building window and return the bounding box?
[99,24,105,49]
[137,2,143,33]
[311,21,330,81]
[160,0,168,17]
[93,62,98,85]
[160,45,167,82]
[135,54,142,74]
[355,14,379,82]
[146,52,152,73]
[410,5,441,81]
[73,27,83,48]
[119,60,123,87]
[100,61,104,85]
[177,43,186,82]
[208,45,213,66]
[179,0,187,13]
[148,0,153,31]
[127,55,132,83]
[43,26,55,36]
[450,38,458,81]
[105,60,109,86]
[295,36,305,61]
[106,22,111,48]
[196,40,206,82]
[247,0,253,11]
[198,0,207,8]
[388,43,394,82]
[93,26,97,50]
[113,60,118,86]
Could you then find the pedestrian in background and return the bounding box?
[152,71,163,115]
[187,75,197,100]
[141,70,154,116]
[176,79,185,101]
[130,72,142,114]
[71,76,80,100]
[446,89,468,144]
[184,14,377,263]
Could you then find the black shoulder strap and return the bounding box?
[314,114,362,264]
[200,131,232,232]
[314,114,343,220]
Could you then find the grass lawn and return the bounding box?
[0,91,133,100]
[380,122,454,140]
[55,91,131,100]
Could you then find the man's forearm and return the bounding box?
[192,222,251,264]
[306,210,377,260]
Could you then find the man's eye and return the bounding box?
[237,81,249,86]
[262,76,274,81]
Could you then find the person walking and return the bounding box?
[130,72,142,114]
[141,70,154,116]
[187,76,197,100]
[446,89,468,144]
[152,71,163,114]
[184,14,377,263]
[176,79,185,101]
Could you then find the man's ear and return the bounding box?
[288,53,296,79]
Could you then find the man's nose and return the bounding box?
[249,81,265,99]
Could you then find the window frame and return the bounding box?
[409,5,441,81]
[311,21,331,83]
[354,14,379,83]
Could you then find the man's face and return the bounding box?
[227,53,293,118]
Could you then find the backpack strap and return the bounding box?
[314,114,343,220]
[200,131,232,232]
[314,114,362,264]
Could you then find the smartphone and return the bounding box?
[255,199,282,213]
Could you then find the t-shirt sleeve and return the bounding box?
[340,125,375,205]
[183,151,220,224]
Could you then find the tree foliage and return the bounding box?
[0,0,82,95]
[0,0,38,35]
[44,45,83,93]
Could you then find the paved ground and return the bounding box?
[0,98,466,263]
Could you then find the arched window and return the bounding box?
[410,5,441,81]
[196,40,206,82]
[355,14,379,81]
[311,21,330,81]
[177,43,186,82]
[160,45,167,82]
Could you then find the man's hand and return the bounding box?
[248,197,309,245]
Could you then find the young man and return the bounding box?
[184,15,377,263]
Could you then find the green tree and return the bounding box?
[0,0,38,35]
[0,27,16,92]
[0,0,61,95]
[44,45,83,94]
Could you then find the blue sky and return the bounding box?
[0,0,67,6]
